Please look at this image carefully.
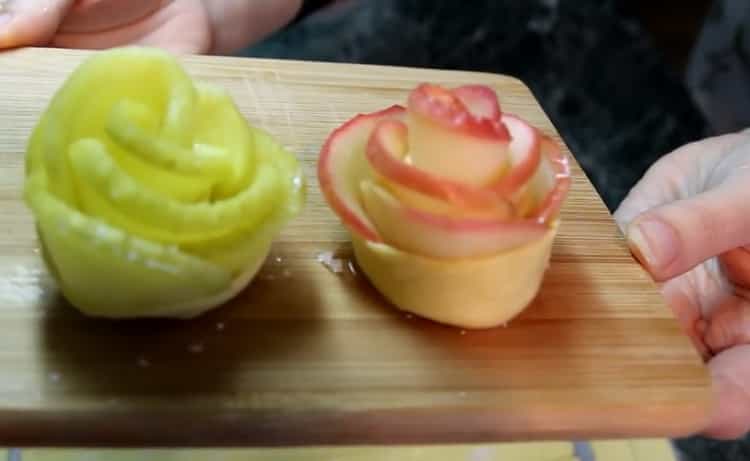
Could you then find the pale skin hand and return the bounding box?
[0,0,303,54]
[614,129,750,439]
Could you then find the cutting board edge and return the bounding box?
[0,397,713,447]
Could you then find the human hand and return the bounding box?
[0,0,302,54]
[614,130,750,439]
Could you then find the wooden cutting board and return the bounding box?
[0,47,712,447]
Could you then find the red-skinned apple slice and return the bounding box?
[452,84,503,120]
[317,105,406,242]
[366,118,503,209]
[407,83,510,140]
[527,134,571,222]
[383,181,515,220]
[407,83,512,186]
[493,114,542,196]
[360,179,549,259]
[365,114,540,209]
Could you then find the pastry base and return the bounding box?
[351,223,558,329]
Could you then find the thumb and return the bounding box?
[623,177,750,282]
[614,132,747,232]
[0,0,76,49]
[704,345,750,439]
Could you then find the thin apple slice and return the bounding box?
[452,84,503,120]
[407,83,510,140]
[406,83,511,186]
[106,100,233,180]
[528,134,572,223]
[365,118,501,209]
[365,115,539,209]
[68,138,282,244]
[486,114,542,197]
[24,181,233,318]
[383,180,515,220]
[318,105,406,242]
[360,179,547,259]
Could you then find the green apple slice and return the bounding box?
[184,128,306,274]
[106,100,233,180]
[68,137,282,244]
[26,178,232,318]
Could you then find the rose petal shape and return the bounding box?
[365,114,540,210]
[24,47,305,318]
[360,179,547,259]
[318,105,406,242]
[317,82,571,328]
[452,84,503,120]
[406,83,511,186]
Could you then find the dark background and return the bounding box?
[245,0,722,212]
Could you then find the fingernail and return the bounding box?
[627,218,679,271]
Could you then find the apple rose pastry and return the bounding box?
[23,47,305,319]
[318,83,570,328]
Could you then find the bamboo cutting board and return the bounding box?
[0,47,711,447]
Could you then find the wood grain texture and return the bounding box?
[16,439,683,460]
[20,442,577,461]
[0,47,711,447]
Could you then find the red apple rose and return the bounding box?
[318,83,571,260]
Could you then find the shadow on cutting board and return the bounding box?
[37,244,327,399]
